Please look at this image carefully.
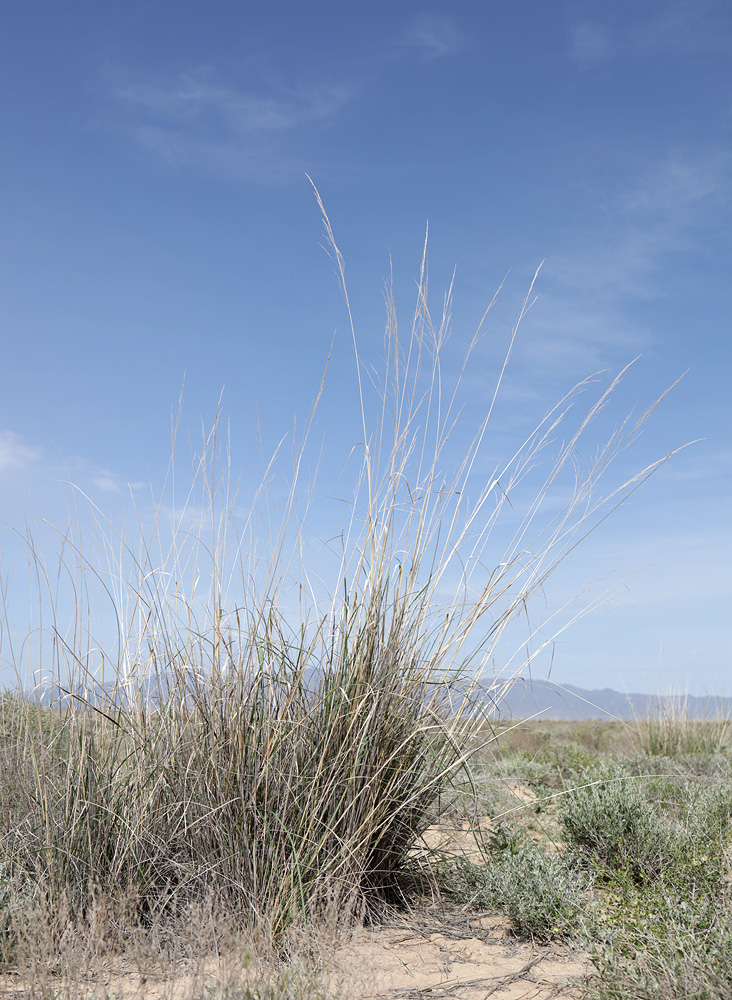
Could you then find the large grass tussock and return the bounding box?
[0,203,681,960]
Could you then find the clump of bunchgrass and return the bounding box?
[0,197,683,974]
[638,693,732,757]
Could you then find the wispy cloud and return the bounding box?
[617,153,731,220]
[0,431,39,475]
[570,21,616,65]
[630,0,732,57]
[91,475,122,494]
[89,472,146,495]
[403,14,465,60]
[103,67,355,182]
[515,149,731,373]
[568,1,732,67]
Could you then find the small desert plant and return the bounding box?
[511,741,602,791]
[443,831,592,941]
[559,768,680,881]
[204,967,326,1000]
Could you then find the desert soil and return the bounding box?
[0,910,591,1000]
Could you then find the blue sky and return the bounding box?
[0,1,730,696]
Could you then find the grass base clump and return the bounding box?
[0,616,471,952]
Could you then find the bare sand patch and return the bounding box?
[0,906,591,1000]
[324,907,590,999]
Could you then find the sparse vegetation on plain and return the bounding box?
[439,714,732,999]
[0,213,708,998]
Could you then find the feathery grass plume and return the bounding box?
[0,196,684,956]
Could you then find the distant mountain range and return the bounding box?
[484,679,732,721]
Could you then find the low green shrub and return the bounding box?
[559,761,732,886]
[443,832,592,941]
[559,768,680,882]
[521,741,602,790]
[586,888,732,1000]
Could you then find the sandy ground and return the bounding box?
[0,799,592,999]
[324,909,591,999]
[0,908,592,1000]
